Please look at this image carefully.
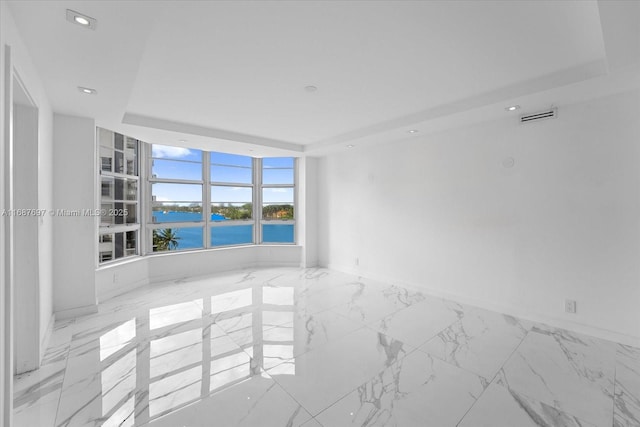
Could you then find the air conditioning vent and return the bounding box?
[520,108,557,124]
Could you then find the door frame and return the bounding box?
[1,42,43,426]
[1,42,14,427]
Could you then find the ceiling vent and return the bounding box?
[520,108,557,124]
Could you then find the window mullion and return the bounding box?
[203,151,211,249]
[255,157,262,244]
[140,142,148,255]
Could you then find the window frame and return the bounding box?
[258,157,296,245]
[209,154,256,248]
[97,128,141,265]
[139,144,297,255]
[146,144,206,254]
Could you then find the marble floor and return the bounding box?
[13,268,640,427]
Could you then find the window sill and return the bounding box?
[144,244,301,258]
[97,245,302,272]
[97,255,143,271]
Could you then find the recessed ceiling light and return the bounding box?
[347,144,355,148]
[74,16,90,25]
[408,129,419,134]
[304,85,318,92]
[78,86,97,95]
[505,105,520,112]
[66,9,97,30]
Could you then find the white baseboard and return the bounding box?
[326,263,640,348]
[55,304,98,320]
[254,260,301,268]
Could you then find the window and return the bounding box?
[210,152,254,247]
[98,132,296,261]
[98,128,140,263]
[146,148,295,252]
[149,145,204,252]
[261,157,295,243]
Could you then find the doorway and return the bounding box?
[10,73,41,375]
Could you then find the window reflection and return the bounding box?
[149,365,202,417]
[263,345,294,370]
[102,395,135,427]
[211,288,252,313]
[263,286,294,305]
[149,299,202,330]
[150,328,202,378]
[263,323,294,342]
[210,351,252,392]
[215,312,253,336]
[100,319,136,361]
[263,310,294,328]
[101,349,136,423]
[267,359,296,376]
[211,327,245,357]
[97,283,296,425]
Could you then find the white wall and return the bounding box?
[299,156,319,267]
[53,114,97,318]
[318,89,640,345]
[96,258,149,302]
[145,246,300,285]
[37,86,54,364]
[12,102,40,374]
[1,1,55,419]
[97,245,302,301]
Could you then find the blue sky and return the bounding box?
[151,145,294,205]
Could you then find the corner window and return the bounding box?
[98,130,297,261]
[98,128,140,263]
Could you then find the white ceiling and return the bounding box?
[6,0,640,156]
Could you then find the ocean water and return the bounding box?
[152,211,293,248]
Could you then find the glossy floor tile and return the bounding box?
[419,306,530,379]
[499,327,617,426]
[458,379,598,427]
[315,349,487,426]
[368,297,462,348]
[267,326,409,416]
[614,345,640,426]
[13,267,640,427]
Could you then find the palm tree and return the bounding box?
[153,228,180,251]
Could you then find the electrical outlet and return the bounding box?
[565,299,576,314]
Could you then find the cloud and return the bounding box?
[152,145,192,159]
[270,188,289,193]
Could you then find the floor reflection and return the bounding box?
[98,283,295,425]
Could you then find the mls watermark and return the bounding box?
[1,208,128,217]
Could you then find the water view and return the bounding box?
[152,211,293,249]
